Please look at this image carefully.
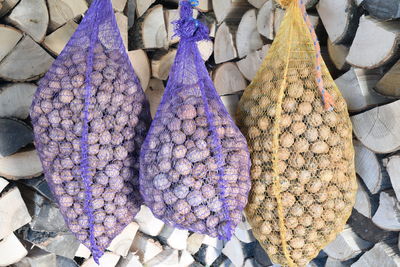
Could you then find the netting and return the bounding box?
[236,0,357,266]
[30,0,151,262]
[139,0,251,240]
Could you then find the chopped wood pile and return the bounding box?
[2,0,400,266]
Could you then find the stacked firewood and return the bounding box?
[3,0,400,266]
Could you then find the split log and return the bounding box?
[352,241,400,267]
[145,249,179,266]
[327,38,350,71]
[0,25,22,62]
[82,252,120,267]
[118,253,143,267]
[0,118,33,158]
[236,9,263,58]
[386,155,400,202]
[187,233,205,255]
[214,22,238,64]
[334,67,389,112]
[128,49,151,90]
[248,0,268,9]
[0,149,43,180]
[42,21,78,56]
[197,40,213,61]
[0,83,36,119]
[107,222,139,257]
[129,5,168,50]
[112,0,127,12]
[134,205,165,236]
[354,179,372,218]
[316,0,360,44]
[212,0,252,24]
[234,226,255,243]
[274,8,319,35]
[151,49,177,80]
[131,232,163,263]
[375,59,400,97]
[0,233,28,266]
[354,140,384,194]
[372,191,400,231]
[237,44,270,81]
[351,100,400,154]
[75,245,91,259]
[323,226,372,261]
[179,250,195,266]
[6,0,48,43]
[222,236,245,267]
[221,94,240,119]
[145,79,165,118]
[213,62,247,96]
[115,12,128,49]
[46,0,87,32]
[0,0,18,18]
[0,177,8,193]
[159,225,189,250]
[127,0,136,28]
[360,0,400,21]
[136,0,156,18]
[0,35,54,82]
[256,0,274,40]
[347,16,400,69]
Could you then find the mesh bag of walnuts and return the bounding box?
[236,0,357,266]
[30,0,151,261]
[140,0,251,240]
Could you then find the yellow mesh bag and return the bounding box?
[236,0,357,266]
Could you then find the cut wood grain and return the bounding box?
[0,233,28,266]
[213,62,247,96]
[0,25,22,64]
[128,49,151,90]
[327,38,350,71]
[221,94,241,119]
[347,16,400,69]
[256,0,274,40]
[323,226,372,261]
[317,0,360,44]
[0,149,43,180]
[0,118,33,158]
[136,0,156,18]
[386,155,400,202]
[112,0,127,13]
[6,0,48,43]
[334,68,389,112]
[375,59,400,97]
[214,22,238,64]
[0,83,36,119]
[145,79,165,118]
[151,49,177,81]
[212,0,251,24]
[351,100,400,154]
[46,0,87,32]
[197,40,213,61]
[354,140,383,195]
[236,9,263,58]
[372,191,400,231]
[361,0,400,21]
[355,179,372,218]
[42,21,78,56]
[249,0,268,8]
[0,35,54,82]
[129,5,168,50]
[237,44,269,81]
[352,241,400,267]
[0,0,18,17]
[115,12,128,48]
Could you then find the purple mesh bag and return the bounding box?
[30,0,151,261]
[139,0,251,240]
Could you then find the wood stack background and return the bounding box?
[2,0,400,266]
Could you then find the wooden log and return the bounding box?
[165,9,198,45]
[6,0,48,43]
[131,232,163,263]
[347,16,400,69]
[354,179,372,218]
[115,12,128,49]
[372,191,400,231]
[107,222,139,257]
[316,0,360,44]
[360,0,400,21]
[0,149,42,180]
[163,0,212,12]
[0,178,8,193]
[82,252,120,267]
[144,249,179,266]
[0,0,18,17]
[112,0,127,13]
[46,0,87,32]
[134,205,165,236]
[197,40,213,61]
[136,0,155,18]
[221,94,240,119]
[222,236,245,267]
[159,225,189,250]
[0,36,54,82]
[248,0,268,9]
[214,22,238,64]
[351,100,400,154]
[256,0,274,40]
[327,38,350,71]
[334,67,389,112]
[128,49,151,90]
[145,79,164,119]
[129,5,168,50]
[274,8,319,35]
[237,44,270,81]
[0,233,28,266]
[42,21,78,56]
[323,226,372,261]
[236,9,263,58]
[375,59,400,97]
[151,49,177,80]
[0,83,36,119]
[212,0,251,24]
[213,62,247,96]
[352,241,400,267]
[0,118,33,158]
[0,25,22,62]
[386,155,400,202]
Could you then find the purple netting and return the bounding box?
[30,0,151,262]
[139,0,251,240]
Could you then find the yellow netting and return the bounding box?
[236,1,357,266]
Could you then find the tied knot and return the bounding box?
[173,0,209,42]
